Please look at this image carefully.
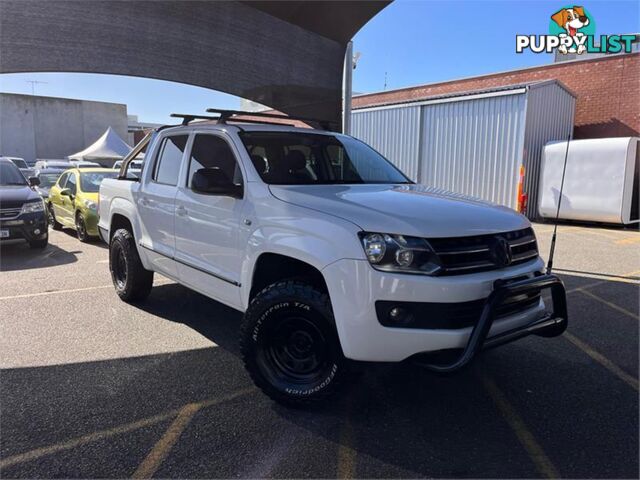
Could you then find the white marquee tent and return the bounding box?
[68,126,132,167]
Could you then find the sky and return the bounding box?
[1,0,638,124]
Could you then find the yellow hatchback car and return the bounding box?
[48,168,118,242]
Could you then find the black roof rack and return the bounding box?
[170,113,221,125]
[206,108,337,131]
[170,112,300,129]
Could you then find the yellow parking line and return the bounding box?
[336,393,357,479]
[132,403,202,479]
[482,375,560,479]
[0,410,177,469]
[577,289,639,320]
[615,236,640,245]
[0,280,175,301]
[0,284,113,300]
[564,333,639,391]
[0,388,255,470]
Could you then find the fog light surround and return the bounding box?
[387,306,414,326]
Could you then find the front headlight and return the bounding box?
[21,199,45,214]
[359,232,442,275]
[83,199,97,211]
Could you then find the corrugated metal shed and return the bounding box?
[350,105,421,179]
[351,80,576,218]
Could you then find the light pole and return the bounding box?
[342,41,353,135]
[26,80,47,95]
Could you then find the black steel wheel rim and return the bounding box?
[113,246,128,289]
[258,316,330,386]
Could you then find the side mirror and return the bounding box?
[60,188,71,197]
[191,168,242,198]
[29,177,40,187]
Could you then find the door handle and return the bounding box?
[176,205,187,216]
[140,196,149,206]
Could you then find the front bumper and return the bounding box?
[83,210,100,237]
[0,212,48,243]
[415,274,567,372]
[322,257,566,363]
[79,209,100,236]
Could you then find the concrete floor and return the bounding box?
[1,224,638,478]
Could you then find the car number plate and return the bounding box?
[0,230,9,238]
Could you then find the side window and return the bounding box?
[153,135,188,186]
[57,172,69,188]
[187,135,242,188]
[66,172,77,195]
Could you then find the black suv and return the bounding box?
[0,158,48,249]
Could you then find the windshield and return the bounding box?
[0,162,27,186]
[80,171,118,192]
[10,159,28,169]
[37,173,61,188]
[239,132,411,185]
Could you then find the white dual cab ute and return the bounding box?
[99,109,568,406]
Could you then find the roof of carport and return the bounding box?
[0,0,390,130]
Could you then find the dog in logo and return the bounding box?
[551,6,590,54]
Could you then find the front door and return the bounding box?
[137,134,189,279]
[48,171,68,222]
[49,171,75,227]
[174,133,245,308]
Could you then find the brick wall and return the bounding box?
[353,53,640,139]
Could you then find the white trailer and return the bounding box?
[538,137,639,225]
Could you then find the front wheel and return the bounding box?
[240,280,349,406]
[109,228,154,302]
[75,212,89,242]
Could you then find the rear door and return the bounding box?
[137,134,189,279]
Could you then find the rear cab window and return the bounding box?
[152,135,189,186]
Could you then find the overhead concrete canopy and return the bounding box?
[0,0,390,130]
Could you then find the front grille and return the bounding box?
[429,228,538,275]
[376,290,542,330]
[0,207,22,220]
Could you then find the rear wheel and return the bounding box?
[48,205,62,230]
[109,228,153,302]
[240,280,349,406]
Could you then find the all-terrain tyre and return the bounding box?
[240,280,349,406]
[49,205,62,230]
[109,228,153,302]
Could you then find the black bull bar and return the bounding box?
[418,274,568,373]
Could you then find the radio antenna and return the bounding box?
[546,134,571,275]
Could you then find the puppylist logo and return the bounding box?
[516,5,635,55]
